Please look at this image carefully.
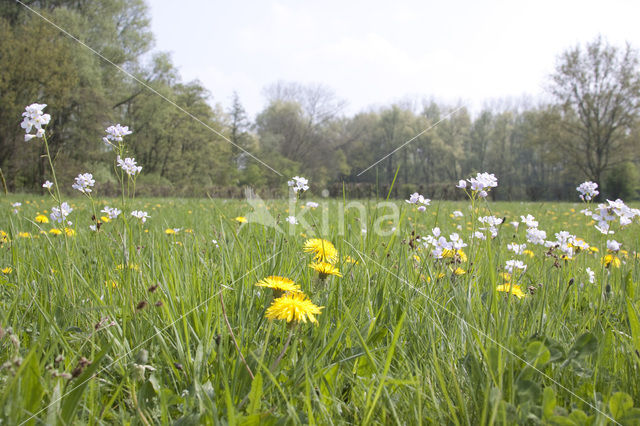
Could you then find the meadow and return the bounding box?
[1,191,640,425]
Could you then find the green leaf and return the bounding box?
[609,392,633,420]
[567,333,598,361]
[627,300,640,355]
[625,271,635,299]
[516,379,541,403]
[542,387,556,420]
[60,345,111,424]
[247,373,263,416]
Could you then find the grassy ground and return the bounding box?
[0,194,639,424]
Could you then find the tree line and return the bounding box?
[1,1,639,200]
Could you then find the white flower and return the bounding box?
[576,181,599,201]
[473,231,486,240]
[103,124,132,146]
[72,173,95,194]
[285,216,298,225]
[117,156,142,176]
[287,176,309,193]
[586,267,595,284]
[21,103,51,138]
[131,210,149,223]
[50,202,73,223]
[520,214,538,228]
[456,180,467,189]
[464,172,498,197]
[607,240,621,252]
[89,224,97,231]
[11,202,21,208]
[101,206,122,219]
[505,259,527,274]
[452,210,463,218]
[449,233,467,250]
[42,180,53,189]
[306,201,319,208]
[510,221,519,229]
[211,239,219,248]
[507,243,526,255]
[526,228,547,245]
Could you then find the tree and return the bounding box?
[550,36,640,189]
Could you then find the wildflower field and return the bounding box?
[2,191,640,424]
[2,104,640,424]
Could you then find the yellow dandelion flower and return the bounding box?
[452,267,466,275]
[589,246,599,253]
[165,228,176,235]
[49,228,62,236]
[602,254,621,268]
[1,267,12,274]
[0,230,9,243]
[620,250,628,258]
[413,254,421,263]
[35,214,49,223]
[105,279,117,288]
[184,229,193,233]
[100,216,110,223]
[18,232,31,238]
[523,250,535,258]
[426,272,446,283]
[303,238,338,263]
[496,283,526,299]
[256,276,301,296]
[343,255,358,264]
[309,262,342,279]
[265,293,323,324]
[64,228,75,237]
[499,272,511,282]
[234,216,247,223]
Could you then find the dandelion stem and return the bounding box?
[219,292,254,379]
[271,326,295,370]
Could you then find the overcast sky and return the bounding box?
[148,0,640,118]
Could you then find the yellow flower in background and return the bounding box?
[116,263,140,271]
[602,254,621,268]
[18,232,31,238]
[499,272,511,282]
[165,228,176,235]
[256,276,301,295]
[105,279,117,288]
[343,255,358,264]
[426,272,446,283]
[442,249,467,262]
[452,267,466,275]
[100,216,110,223]
[265,293,323,324]
[0,230,9,243]
[496,283,526,299]
[35,214,49,223]
[64,228,75,237]
[49,228,62,236]
[309,261,342,279]
[234,216,247,223]
[1,267,12,274]
[523,250,535,258]
[589,247,599,253]
[303,238,338,263]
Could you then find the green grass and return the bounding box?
[1,195,639,424]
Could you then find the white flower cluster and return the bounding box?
[583,199,640,234]
[101,206,122,219]
[131,210,149,223]
[456,172,498,198]
[50,202,73,224]
[287,176,309,193]
[103,124,132,146]
[117,156,142,176]
[545,231,577,259]
[478,215,503,238]
[507,243,527,255]
[505,259,527,274]
[406,192,431,211]
[72,173,95,194]
[42,180,53,189]
[421,227,467,259]
[607,239,621,252]
[576,181,599,201]
[21,103,51,141]
[285,216,298,225]
[306,201,319,208]
[521,215,547,246]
